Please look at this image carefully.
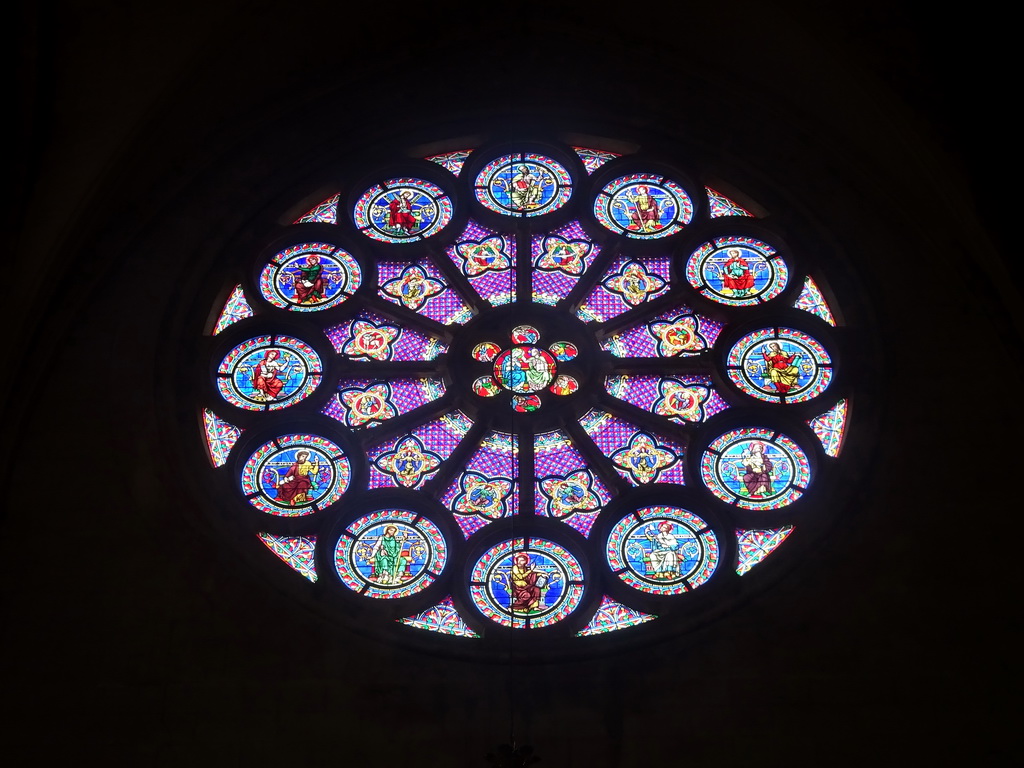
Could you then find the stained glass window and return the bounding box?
[200,133,855,652]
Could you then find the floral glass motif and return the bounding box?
[705,187,753,218]
[367,412,473,490]
[573,146,621,175]
[736,526,794,576]
[606,507,719,595]
[442,432,519,538]
[400,596,480,637]
[809,399,848,457]
[605,375,730,424]
[576,255,672,323]
[354,178,453,243]
[727,327,833,404]
[202,408,242,467]
[531,220,601,305]
[377,260,472,324]
[685,236,788,307]
[594,173,694,239]
[295,193,340,224]
[470,538,585,629]
[701,428,811,510]
[474,152,572,217]
[534,431,610,537]
[326,313,447,362]
[217,335,322,411]
[380,264,446,311]
[335,510,447,599]
[259,242,362,312]
[602,307,722,358]
[448,220,515,306]
[241,434,352,516]
[259,533,318,582]
[213,284,253,335]
[327,378,445,430]
[576,596,655,636]
[794,275,837,326]
[425,150,472,176]
[204,133,854,648]
[580,410,686,486]
[372,435,443,489]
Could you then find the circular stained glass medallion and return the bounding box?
[241,434,352,516]
[606,506,720,594]
[685,237,789,306]
[470,538,585,629]
[494,347,558,393]
[701,428,811,510]
[593,173,693,239]
[217,335,322,411]
[354,178,453,243]
[334,510,447,599]
[259,242,362,311]
[727,327,833,403]
[474,153,572,217]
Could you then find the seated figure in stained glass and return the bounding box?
[739,442,773,498]
[250,349,287,401]
[510,553,544,612]
[372,525,410,586]
[761,342,801,394]
[645,521,682,579]
[274,450,320,505]
[722,248,755,297]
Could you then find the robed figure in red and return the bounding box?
[722,248,756,296]
[388,191,419,233]
[275,450,319,505]
[628,185,660,232]
[251,349,286,400]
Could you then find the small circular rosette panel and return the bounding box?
[593,173,693,239]
[470,538,584,629]
[474,153,573,217]
[334,510,447,599]
[701,428,811,510]
[726,327,833,403]
[259,242,362,311]
[471,324,581,411]
[354,178,453,243]
[217,335,322,410]
[606,506,720,594]
[685,236,789,306]
[240,434,351,516]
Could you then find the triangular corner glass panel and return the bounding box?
[573,146,620,174]
[202,408,242,467]
[258,533,318,582]
[400,595,480,637]
[425,150,472,177]
[294,193,340,224]
[213,284,254,335]
[706,186,753,218]
[793,276,836,326]
[576,595,655,636]
[736,526,794,576]
[809,399,848,457]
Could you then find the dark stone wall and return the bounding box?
[5,2,1017,765]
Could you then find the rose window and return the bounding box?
[201,134,856,655]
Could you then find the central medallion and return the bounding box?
[470,324,579,411]
[493,346,557,393]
